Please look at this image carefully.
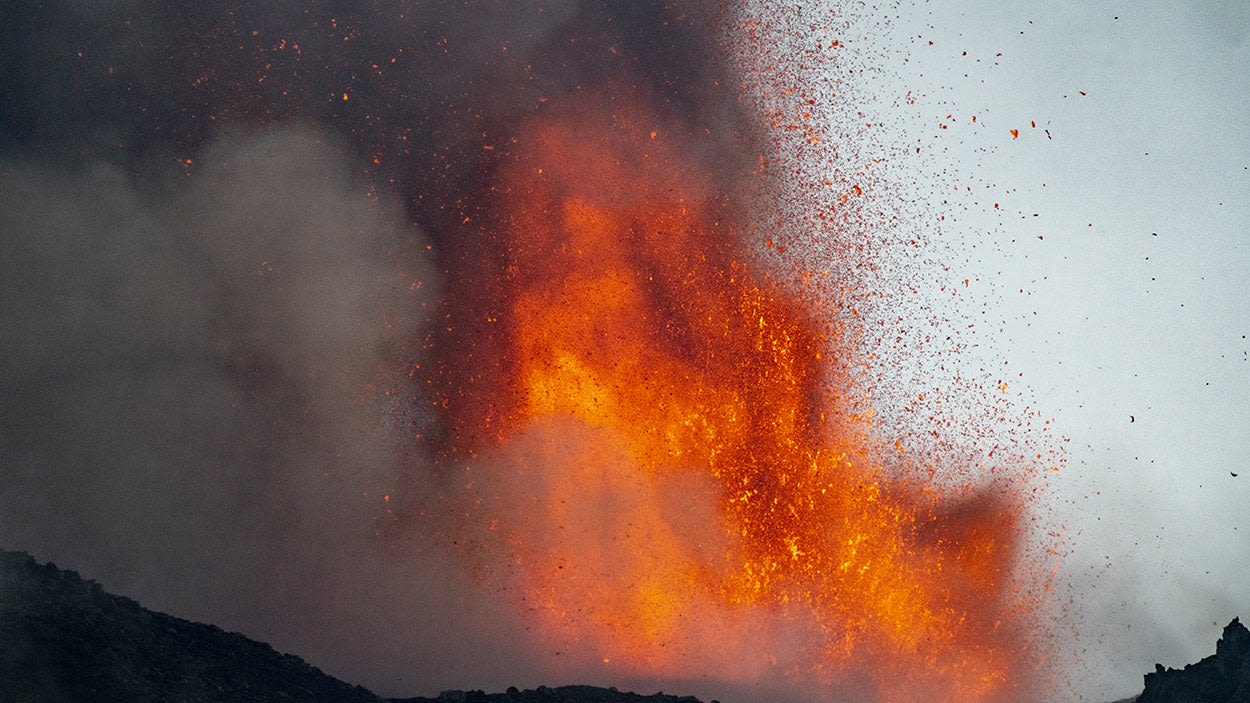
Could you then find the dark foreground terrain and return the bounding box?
[1136,617,1250,703]
[2,548,1246,702]
[0,550,382,703]
[0,550,707,703]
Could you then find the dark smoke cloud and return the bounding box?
[0,126,526,690]
[0,1,771,699]
[0,1,731,207]
[3,127,417,536]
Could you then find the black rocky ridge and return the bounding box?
[0,550,382,702]
[0,550,708,703]
[1136,617,1250,703]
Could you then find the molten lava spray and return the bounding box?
[430,87,1041,701]
[0,1,1057,700]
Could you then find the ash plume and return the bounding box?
[0,1,772,699]
[0,125,502,691]
[0,2,1059,702]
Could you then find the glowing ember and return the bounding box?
[431,92,1038,702]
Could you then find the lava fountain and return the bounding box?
[0,0,1059,700]
[425,83,1042,701]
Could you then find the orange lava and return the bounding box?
[437,96,1035,702]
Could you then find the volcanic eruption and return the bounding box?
[1,2,1061,702]
[423,72,1041,703]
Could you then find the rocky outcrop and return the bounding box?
[0,549,711,703]
[1136,618,1250,703]
[0,549,385,702]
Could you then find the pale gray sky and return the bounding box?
[869,2,1250,700]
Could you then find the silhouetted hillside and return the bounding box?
[0,550,714,703]
[1136,617,1250,703]
[0,549,383,702]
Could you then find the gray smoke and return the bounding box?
[0,126,551,694]
[0,1,757,698]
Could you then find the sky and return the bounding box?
[871,2,1250,699]
[1,2,1247,703]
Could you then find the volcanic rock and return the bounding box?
[0,549,709,703]
[0,549,383,702]
[1135,617,1250,703]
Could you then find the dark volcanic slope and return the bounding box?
[1136,617,1250,703]
[0,550,710,703]
[0,549,383,702]
[394,687,708,703]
